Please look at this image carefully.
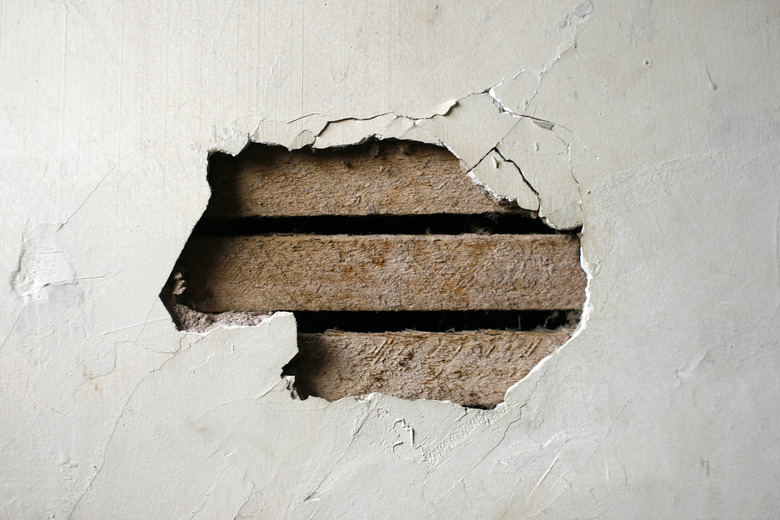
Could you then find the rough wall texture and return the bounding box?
[1,1,779,518]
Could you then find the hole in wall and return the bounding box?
[161,140,586,408]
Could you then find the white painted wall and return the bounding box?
[2,1,779,518]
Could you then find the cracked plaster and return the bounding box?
[2,1,780,519]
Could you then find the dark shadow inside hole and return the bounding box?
[292,309,579,333]
[191,213,560,236]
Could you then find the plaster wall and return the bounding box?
[1,1,779,518]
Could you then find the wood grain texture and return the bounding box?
[291,329,573,408]
[204,141,521,218]
[177,234,585,312]
[168,140,587,407]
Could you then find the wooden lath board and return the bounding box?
[292,329,574,407]
[166,140,587,408]
[204,141,521,218]
[177,234,585,313]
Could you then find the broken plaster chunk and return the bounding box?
[313,114,399,149]
[498,118,583,229]
[470,150,540,211]
[210,127,250,156]
[416,93,518,169]
[379,116,416,139]
[251,116,329,151]
[289,130,317,150]
[396,123,441,145]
